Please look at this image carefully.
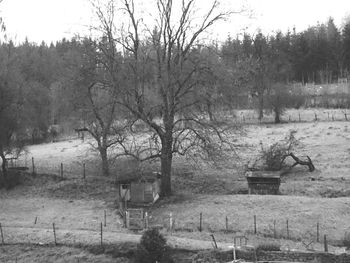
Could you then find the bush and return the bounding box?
[0,170,21,189]
[259,130,299,171]
[135,228,172,263]
[256,242,281,252]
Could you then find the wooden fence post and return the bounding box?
[32,157,35,175]
[100,222,103,247]
[210,234,218,249]
[317,222,319,242]
[52,223,57,245]
[299,113,301,122]
[199,212,202,232]
[286,219,289,239]
[34,216,38,225]
[83,163,86,179]
[324,235,328,252]
[169,213,173,231]
[60,163,63,178]
[225,216,228,231]
[144,212,149,229]
[0,223,4,245]
[345,112,348,121]
[104,210,107,227]
[273,220,276,238]
[254,215,257,234]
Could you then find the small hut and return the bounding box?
[246,171,281,195]
[116,171,161,206]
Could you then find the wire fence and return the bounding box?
[234,109,349,124]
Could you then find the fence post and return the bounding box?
[145,212,149,229]
[273,220,276,238]
[317,222,319,242]
[199,212,202,232]
[60,163,63,178]
[286,219,289,239]
[225,216,228,232]
[0,223,4,245]
[34,216,38,225]
[32,157,35,175]
[345,112,348,121]
[210,234,218,249]
[100,222,103,247]
[299,113,301,122]
[314,113,318,121]
[254,215,257,234]
[52,223,57,245]
[83,163,86,179]
[169,213,173,231]
[104,210,107,227]
[324,235,328,252]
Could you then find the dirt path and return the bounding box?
[2,225,232,251]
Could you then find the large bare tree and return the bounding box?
[89,0,238,196]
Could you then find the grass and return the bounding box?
[2,107,350,255]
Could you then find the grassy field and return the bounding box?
[1,107,350,259]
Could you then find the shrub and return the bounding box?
[135,228,171,263]
[259,130,299,171]
[256,242,281,252]
[0,170,21,189]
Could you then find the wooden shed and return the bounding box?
[116,171,161,206]
[246,171,281,195]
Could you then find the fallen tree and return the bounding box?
[282,152,315,172]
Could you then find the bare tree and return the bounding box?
[88,0,239,196]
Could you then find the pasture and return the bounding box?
[1,108,350,261]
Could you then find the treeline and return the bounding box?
[222,17,350,84]
[0,17,349,143]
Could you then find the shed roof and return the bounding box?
[246,171,281,178]
[116,171,161,184]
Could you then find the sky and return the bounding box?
[0,0,349,44]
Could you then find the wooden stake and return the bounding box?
[0,223,4,245]
[83,163,86,179]
[324,235,328,252]
[100,222,103,247]
[145,212,149,229]
[32,157,35,175]
[199,212,202,232]
[225,216,228,231]
[34,216,38,224]
[52,223,57,245]
[60,163,63,178]
[286,219,289,239]
[210,234,218,249]
[104,210,107,227]
[169,213,173,231]
[317,222,319,242]
[273,220,276,238]
[254,215,257,234]
[299,113,301,122]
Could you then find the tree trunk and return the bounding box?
[160,134,173,197]
[99,147,110,177]
[274,109,281,123]
[0,151,8,187]
[258,94,264,121]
